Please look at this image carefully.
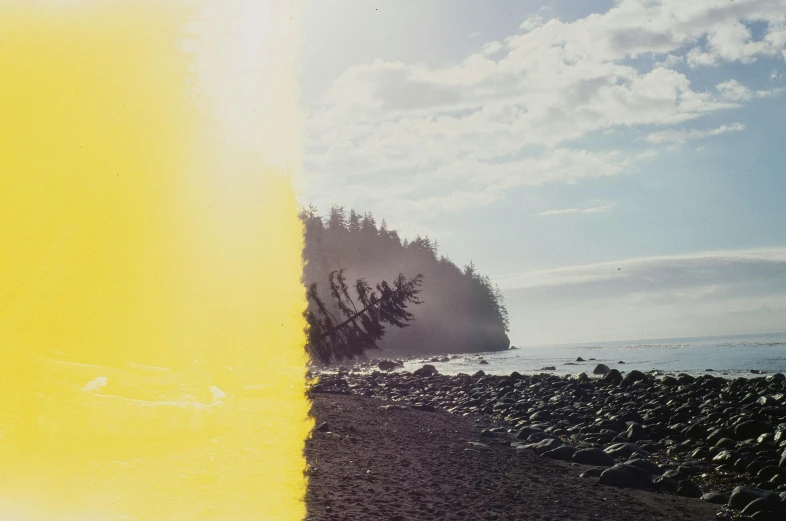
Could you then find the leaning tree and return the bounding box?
[305,270,423,364]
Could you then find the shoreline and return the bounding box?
[313,357,776,382]
[312,331,786,377]
[309,368,786,519]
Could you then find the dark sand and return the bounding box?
[305,393,719,520]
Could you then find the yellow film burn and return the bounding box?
[0,2,310,520]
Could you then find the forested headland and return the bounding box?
[301,206,510,361]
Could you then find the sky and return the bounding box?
[295,0,786,346]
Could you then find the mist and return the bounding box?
[302,206,510,360]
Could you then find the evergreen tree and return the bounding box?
[327,205,347,231]
[305,270,424,364]
[347,209,361,234]
[300,206,510,358]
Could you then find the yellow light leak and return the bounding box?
[0,2,311,520]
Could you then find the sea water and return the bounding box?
[401,332,786,378]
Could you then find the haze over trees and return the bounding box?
[301,205,510,361]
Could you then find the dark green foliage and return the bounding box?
[301,205,510,358]
[463,262,510,333]
[305,270,423,364]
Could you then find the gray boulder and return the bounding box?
[701,492,729,505]
[728,486,780,510]
[652,475,678,493]
[603,369,623,384]
[621,370,646,386]
[599,464,652,489]
[413,364,438,377]
[516,427,543,440]
[604,442,647,459]
[580,467,604,478]
[523,437,563,455]
[542,445,576,461]
[378,360,399,371]
[625,423,647,442]
[734,420,771,440]
[741,497,783,517]
[573,448,615,467]
[663,469,687,481]
[677,479,702,498]
[626,458,663,475]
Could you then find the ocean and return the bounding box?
[400,332,786,378]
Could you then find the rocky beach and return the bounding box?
[307,365,786,520]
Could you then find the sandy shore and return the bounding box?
[305,392,719,520]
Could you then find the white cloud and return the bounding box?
[481,40,504,56]
[686,47,718,67]
[498,246,786,344]
[714,79,784,101]
[683,6,786,67]
[716,79,753,101]
[304,0,786,217]
[646,122,746,143]
[539,203,616,216]
[655,53,684,67]
[495,247,786,290]
[300,148,629,225]
[520,15,544,33]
